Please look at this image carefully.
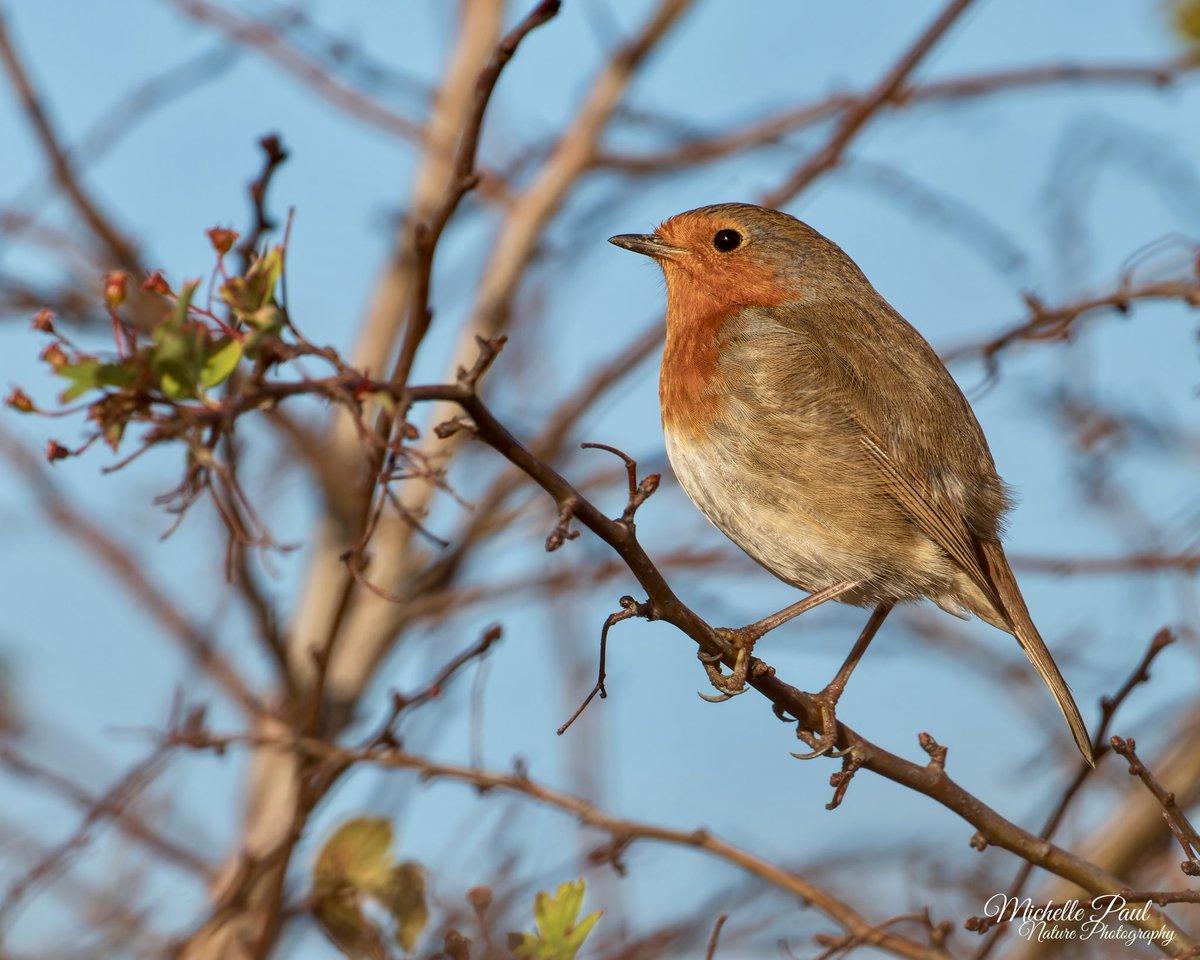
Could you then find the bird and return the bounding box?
[608,202,1094,764]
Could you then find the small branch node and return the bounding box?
[545,498,580,552]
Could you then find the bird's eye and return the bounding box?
[712,229,742,252]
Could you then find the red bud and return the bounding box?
[31,308,56,334]
[142,270,171,295]
[5,388,35,413]
[40,343,68,368]
[103,270,127,307]
[206,227,239,256]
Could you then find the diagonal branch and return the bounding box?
[389,360,1197,954]
[163,0,425,144]
[0,427,263,717]
[0,13,141,270]
[763,0,977,208]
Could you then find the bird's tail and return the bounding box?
[978,538,1096,766]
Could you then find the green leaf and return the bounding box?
[56,359,135,402]
[312,890,388,960]
[1173,0,1200,43]
[314,817,395,896]
[220,245,284,316]
[384,862,428,953]
[509,880,601,960]
[163,279,199,335]
[200,337,243,389]
[56,360,100,402]
[147,280,206,398]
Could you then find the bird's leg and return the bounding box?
[701,580,864,698]
[793,602,893,760]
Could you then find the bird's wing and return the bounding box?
[855,424,996,601]
[804,302,1096,764]
[847,363,1095,764]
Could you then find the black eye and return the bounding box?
[713,229,742,252]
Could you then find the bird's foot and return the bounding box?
[697,627,757,702]
[790,685,852,760]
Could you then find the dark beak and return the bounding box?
[608,233,683,259]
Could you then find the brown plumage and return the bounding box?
[610,202,1094,764]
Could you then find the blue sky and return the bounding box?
[1,1,1198,956]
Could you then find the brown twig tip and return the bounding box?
[580,442,660,524]
[457,335,507,390]
[558,595,651,736]
[918,731,948,770]
[705,912,729,960]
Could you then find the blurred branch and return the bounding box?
[0,743,211,881]
[941,276,1200,365]
[597,52,1200,174]
[0,746,169,929]
[164,0,425,144]
[1012,551,1200,575]
[970,629,1175,955]
[0,427,264,717]
[0,12,140,270]
[1005,707,1200,960]
[169,730,955,960]
[763,0,977,207]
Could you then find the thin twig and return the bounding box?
[1111,735,1200,877]
[705,912,729,960]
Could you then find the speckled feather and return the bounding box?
[625,202,1092,762]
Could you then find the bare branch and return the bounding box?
[0,427,264,717]
[598,52,1200,175]
[164,0,425,144]
[169,731,955,960]
[0,12,140,269]
[763,0,978,207]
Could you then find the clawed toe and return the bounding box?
[698,628,754,699]
[789,690,851,760]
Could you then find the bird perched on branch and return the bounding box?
[609,203,1093,764]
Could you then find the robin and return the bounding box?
[609,203,1094,764]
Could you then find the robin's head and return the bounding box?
[609,202,868,310]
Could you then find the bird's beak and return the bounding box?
[608,233,683,260]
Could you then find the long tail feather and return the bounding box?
[978,538,1095,766]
